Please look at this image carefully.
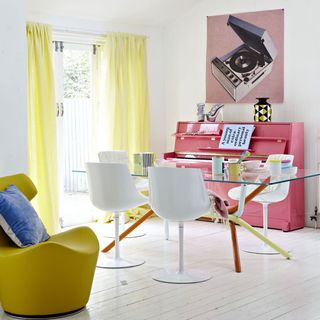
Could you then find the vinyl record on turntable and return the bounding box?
[229,51,258,73]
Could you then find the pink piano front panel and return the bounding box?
[166,121,305,231]
[206,181,304,231]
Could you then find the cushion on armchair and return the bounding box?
[0,184,49,247]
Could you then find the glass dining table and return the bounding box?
[203,169,319,248]
[73,166,320,273]
[199,168,320,220]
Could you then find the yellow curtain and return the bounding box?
[93,33,150,162]
[26,23,59,234]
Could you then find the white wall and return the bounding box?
[163,0,320,225]
[27,13,166,158]
[0,0,28,175]
[25,2,320,225]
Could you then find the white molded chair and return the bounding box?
[98,150,147,238]
[86,162,148,268]
[228,154,294,254]
[148,167,212,284]
[98,150,129,164]
[98,150,149,191]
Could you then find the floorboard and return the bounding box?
[1,218,320,320]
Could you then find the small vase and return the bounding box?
[197,103,205,122]
[253,98,272,122]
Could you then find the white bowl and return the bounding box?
[243,160,262,171]
[282,166,298,176]
[241,172,259,181]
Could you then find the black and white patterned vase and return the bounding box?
[253,98,272,122]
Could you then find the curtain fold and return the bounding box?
[26,23,59,234]
[92,33,150,163]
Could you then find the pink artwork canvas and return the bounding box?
[206,9,284,103]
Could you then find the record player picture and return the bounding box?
[211,15,277,102]
[206,10,284,103]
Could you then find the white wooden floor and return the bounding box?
[2,218,320,320]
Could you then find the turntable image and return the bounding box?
[211,15,278,102]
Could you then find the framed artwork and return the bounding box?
[206,9,284,103]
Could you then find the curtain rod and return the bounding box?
[52,40,101,49]
[52,27,149,40]
[52,28,106,46]
[52,26,105,37]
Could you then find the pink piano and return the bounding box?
[164,121,304,231]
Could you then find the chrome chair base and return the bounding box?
[242,243,281,255]
[152,269,211,284]
[97,255,145,269]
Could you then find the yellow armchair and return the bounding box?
[0,174,99,318]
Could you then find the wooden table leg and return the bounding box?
[229,220,241,273]
[101,209,154,253]
[101,179,272,272]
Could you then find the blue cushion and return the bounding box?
[0,184,49,247]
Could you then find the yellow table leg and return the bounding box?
[228,215,291,259]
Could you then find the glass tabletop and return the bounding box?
[202,169,320,185]
[132,168,320,186]
[73,168,320,186]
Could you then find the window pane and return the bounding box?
[63,49,91,98]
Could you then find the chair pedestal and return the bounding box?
[242,243,279,255]
[105,213,146,238]
[97,255,145,269]
[164,219,169,240]
[241,203,280,255]
[153,270,211,284]
[97,212,145,269]
[153,222,211,284]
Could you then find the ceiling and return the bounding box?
[26,0,199,26]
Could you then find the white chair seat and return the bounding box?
[98,150,148,238]
[98,150,128,164]
[134,177,149,191]
[228,154,293,255]
[228,184,287,204]
[228,184,256,201]
[148,167,212,284]
[86,162,148,269]
[105,195,147,213]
